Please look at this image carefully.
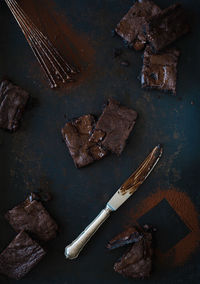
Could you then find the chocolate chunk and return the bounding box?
[28,191,52,203]
[5,198,58,242]
[0,231,46,280]
[115,0,161,50]
[141,46,180,94]
[108,225,154,279]
[145,3,189,52]
[0,80,29,131]
[61,114,107,168]
[90,99,137,155]
[120,60,129,67]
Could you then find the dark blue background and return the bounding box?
[0,0,200,283]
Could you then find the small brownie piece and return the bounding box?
[0,231,46,280]
[62,114,107,168]
[0,80,29,131]
[115,0,161,50]
[141,46,180,94]
[107,227,142,250]
[145,3,189,52]
[108,225,154,279]
[90,99,137,155]
[5,198,58,242]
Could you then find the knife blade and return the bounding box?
[107,144,163,211]
[64,144,163,260]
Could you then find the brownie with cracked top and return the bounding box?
[62,114,107,168]
[108,225,154,279]
[5,198,58,242]
[115,0,161,50]
[90,99,137,155]
[145,3,189,52]
[0,231,46,280]
[141,46,180,94]
[0,80,29,131]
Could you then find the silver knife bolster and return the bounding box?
[64,205,112,259]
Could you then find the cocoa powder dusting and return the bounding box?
[19,0,95,90]
[128,188,200,266]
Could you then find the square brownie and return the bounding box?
[5,198,58,242]
[108,225,154,279]
[145,3,189,52]
[0,231,46,280]
[141,46,180,94]
[0,80,29,131]
[62,114,107,168]
[90,99,138,155]
[115,0,161,50]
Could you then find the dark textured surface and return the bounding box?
[0,0,200,283]
[138,199,191,253]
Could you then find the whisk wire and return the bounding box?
[5,0,78,88]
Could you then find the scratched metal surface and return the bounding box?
[0,0,200,283]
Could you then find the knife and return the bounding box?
[64,144,163,259]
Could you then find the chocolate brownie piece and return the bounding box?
[90,99,137,155]
[0,231,46,280]
[108,225,154,279]
[62,114,107,168]
[145,3,189,52]
[107,227,142,250]
[141,46,180,94]
[115,0,161,50]
[0,80,29,131]
[5,198,58,242]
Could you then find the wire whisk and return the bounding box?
[5,0,79,88]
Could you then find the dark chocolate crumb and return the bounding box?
[28,190,52,203]
[121,60,129,67]
[111,30,117,37]
[128,43,133,49]
[123,39,129,47]
[38,191,52,202]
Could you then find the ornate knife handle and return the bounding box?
[64,205,112,259]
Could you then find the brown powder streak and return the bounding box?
[18,0,95,89]
[128,188,200,266]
